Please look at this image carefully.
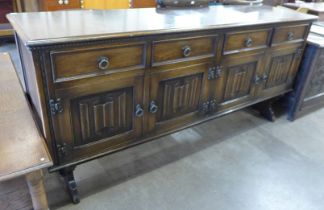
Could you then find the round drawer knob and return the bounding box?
[97,56,110,70]
[245,37,253,47]
[288,32,294,41]
[58,0,64,5]
[182,45,192,57]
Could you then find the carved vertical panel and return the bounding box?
[72,88,133,145]
[157,73,203,122]
[224,62,256,101]
[305,49,324,99]
[266,54,294,88]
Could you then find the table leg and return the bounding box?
[252,99,276,122]
[25,170,49,210]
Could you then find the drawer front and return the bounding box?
[224,29,271,54]
[41,0,81,11]
[272,25,308,45]
[51,43,146,82]
[152,36,217,66]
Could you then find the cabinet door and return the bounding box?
[147,63,210,134]
[260,44,303,97]
[51,76,144,163]
[217,51,265,110]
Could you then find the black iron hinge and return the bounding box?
[200,101,210,114]
[208,66,222,80]
[200,99,218,114]
[57,143,72,158]
[49,98,63,115]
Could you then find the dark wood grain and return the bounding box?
[8,6,315,203]
[272,24,308,46]
[287,27,324,120]
[223,28,271,54]
[6,5,317,47]
[152,35,217,66]
[148,63,209,134]
[51,42,146,82]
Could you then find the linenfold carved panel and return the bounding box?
[71,88,133,145]
[157,73,203,122]
[266,54,294,88]
[224,62,256,101]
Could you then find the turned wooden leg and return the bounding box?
[59,166,80,204]
[25,170,49,210]
[253,100,276,122]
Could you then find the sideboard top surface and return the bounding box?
[7,5,317,47]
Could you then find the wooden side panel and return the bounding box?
[157,74,202,122]
[16,36,53,153]
[224,62,256,101]
[304,49,324,99]
[71,88,133,146]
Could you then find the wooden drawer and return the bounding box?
[152,35,217,66]
[272,24,308,45]
[50,43,146,83]
[223,29,271,55]
[40,0,81,11]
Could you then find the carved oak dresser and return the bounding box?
[288,22,324,120]
[7,5,316,203]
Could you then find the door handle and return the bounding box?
[149,101,158,114]
[254,75,261,85]
[135,104,144,117]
